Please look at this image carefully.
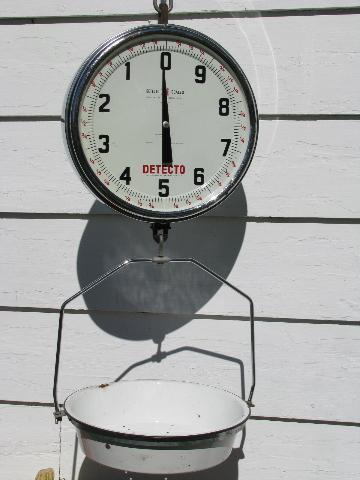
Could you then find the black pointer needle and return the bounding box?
[162,69,173,165]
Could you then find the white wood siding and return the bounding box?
[2,120,360,217]
[0,1,359,479]
[1,218,360,320]
[1,311,360,422]
[2,405,360,480]
[2,1,360,17]
[1,16,360,115]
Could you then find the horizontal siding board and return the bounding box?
[1,3,359,479]
[2,120,360,217]
[0,218,359,321]
[1,311,359,422]
[0,16,359,115]
[1,405,359,480]
[2,1,360,18]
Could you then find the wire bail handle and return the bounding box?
[53,258,256,422]
[153,0,173,24]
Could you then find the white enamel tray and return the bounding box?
[64,379,250,474]
[53,256,256,474]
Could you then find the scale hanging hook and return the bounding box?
[153,0,173,24]
[150,222,171,261]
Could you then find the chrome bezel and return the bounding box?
[64,24,258,222]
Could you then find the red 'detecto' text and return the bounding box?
[143,165,186,175]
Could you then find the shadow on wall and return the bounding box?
[73,186,249,480]
[77,432,246,480]
[115,344,246,397]
[76,185,247,341]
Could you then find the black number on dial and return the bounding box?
[120,167,131,185]
[194,168,205,185]
[219,98,230,116]
[99,94,110,112]
[98,134,109,153]
[195,65,206,83]
[159,179,170,197]
[160,52,171,71]
[221,138,232,156]
[125,62,130,80]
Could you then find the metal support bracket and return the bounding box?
[153,0,173,24]
[53,257,256,420]
[151,222,171,260]
[151,222,171,244]
[53,409,66,424]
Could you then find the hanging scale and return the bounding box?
[52,0,258,476]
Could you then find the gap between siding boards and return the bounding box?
[0,213,360,224]
[0,306,359,327]
[1,6,360,25]
[0,400,359,427]
[1,115,360,122]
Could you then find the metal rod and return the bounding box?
[52,259,152,419]
[170,258,256,406]
[53,257,256,420]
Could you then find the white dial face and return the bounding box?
[71,27,257,221]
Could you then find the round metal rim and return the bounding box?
[64,24,259,223]
[63,379,251,444]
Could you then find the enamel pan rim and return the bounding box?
[63,379,251,444]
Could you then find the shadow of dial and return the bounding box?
[77,185,247,341]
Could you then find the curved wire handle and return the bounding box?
[53,257,255,422]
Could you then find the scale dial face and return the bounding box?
[65,24,258,222]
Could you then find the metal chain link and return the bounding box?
[153,0,173,24]
[153,0,173,13]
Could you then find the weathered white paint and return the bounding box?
[1,311,359,422]
[2,120,360,217]
[2,1,359,17]
[1,15,360,115]
[1,405,359,480]
[1,218,359,321]
[1,2,359,479]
